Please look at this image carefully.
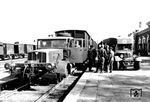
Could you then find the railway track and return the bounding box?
[0,82,30,99]
[0,81,56,101]
[0,71,82,102]
[0,58,85,101]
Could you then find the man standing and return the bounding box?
[96,43,107,73]
[92,46,97,67]
[104,45,110,72]
[87,45,96,71]
[109,47,115,73]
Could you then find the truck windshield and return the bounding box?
[38,39,67,49]
[28,52,46,63]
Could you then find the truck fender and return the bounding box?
[56,61,69,77]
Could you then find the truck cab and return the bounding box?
[8,48,70,85]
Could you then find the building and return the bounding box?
[134,22,150,56]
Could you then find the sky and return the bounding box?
[0,0,150,44]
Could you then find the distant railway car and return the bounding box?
[0,42,36,60]
[24,44,36,54]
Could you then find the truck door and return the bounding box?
[69,39,85,63]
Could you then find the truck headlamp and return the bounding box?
[31,63,34,67]
[51,63,55,67]
[47,64,52,69]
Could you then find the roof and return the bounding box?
[136,27,150,36]
[55,30,88,34]
[31,49,61,53]
[38,36,73,40]
[55,30,91,39]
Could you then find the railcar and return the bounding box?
[54,30,97,69]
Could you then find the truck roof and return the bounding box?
[55,30,91,39]
[38,36,73,40]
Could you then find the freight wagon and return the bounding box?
[0,42,36,60]
[3,43,15,59]
[14,43,26,58]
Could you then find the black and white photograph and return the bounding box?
[0,0,150,102]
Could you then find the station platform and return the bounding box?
[63,66,150,102]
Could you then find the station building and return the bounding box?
[134,21,150,56]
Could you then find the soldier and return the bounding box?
[87,45,96,71]
[109,47,114,73]
[96,43,107,73]
[104,45,110,72]
[92,46,97,67]
[119,54,126,70]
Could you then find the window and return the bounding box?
[69,39,74,47]
[38,39,67,48]
[75,40,82,47]
[138,38,141,44]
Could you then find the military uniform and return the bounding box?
[96,46,107,73]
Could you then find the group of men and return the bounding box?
[87,42,114,73]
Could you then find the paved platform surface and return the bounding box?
[63,64,150,102]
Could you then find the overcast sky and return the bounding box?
[0,0,150,44]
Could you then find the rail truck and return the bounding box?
[3,30,97,86]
